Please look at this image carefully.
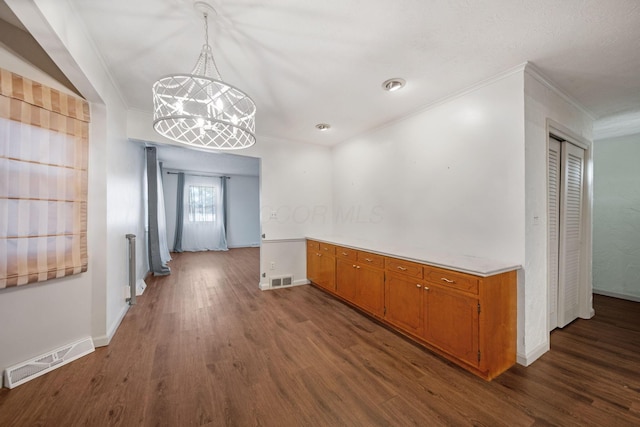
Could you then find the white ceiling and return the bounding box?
[19,1,640,144]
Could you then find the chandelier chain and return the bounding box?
[204,13,209,47]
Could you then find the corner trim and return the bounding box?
[92,303,129,347]
[516,340,550,366]
[524,62,595,120]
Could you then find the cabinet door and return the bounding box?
[316,252,336,292]
[385,273,423,336]
[354,265,385,317]
[424,284,479,367]
[307,250,319,284]
[336,258,357,301]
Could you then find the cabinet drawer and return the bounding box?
[424,266,479,294]
[307,240,319,251]
[336,246,357,261]
[386,257,423,279]
[319,243,335,255]
[357,251,384,269]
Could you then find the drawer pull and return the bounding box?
[416,284,422,288]
[365,258,373,262]
[397,266,408,271]
[356,266,361,269]
[323,247,329,251]
[352,265,357,268]
[342,252,348,256]
[317,253,322,257]
[424,286,430,291]
[441,277,455,283]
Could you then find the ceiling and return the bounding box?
[10,1,640,145]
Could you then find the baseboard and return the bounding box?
[593,289,640,303]
[516,340,550,366]
[136,278,147,296]
[92,303,130,347]
[259,278,309,291]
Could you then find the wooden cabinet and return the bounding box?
[306,240,336,292]
[306,239,516,380]
[353,256,385,317]
[336,257,357,300]
[336,249,385,317]
[423,283,479,367]
[385,272,424,336]
[306,240,320,285]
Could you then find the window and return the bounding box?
[188,185,216,222]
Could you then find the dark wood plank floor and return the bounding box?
[1,248,639,426]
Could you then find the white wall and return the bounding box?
[593,132,640,301]
[332,71,526,264]
[523,65,593,364]
[0,0,147,386]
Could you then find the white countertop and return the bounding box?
[306,236,521,277]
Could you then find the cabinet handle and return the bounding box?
[416,284,422,288]
[352,265,357,268]
[342,252,348,256]
[441,278,455,283]
[397,266,407,271]
[317,253,322,257]
[323,248,329,251]
[356,266,361,269]
[365,258,372,262]
[424,286,430,291]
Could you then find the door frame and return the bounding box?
[546,119,594,332]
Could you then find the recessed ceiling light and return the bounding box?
[315,123,331,131]
[382,78,406,92]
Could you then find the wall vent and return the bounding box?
[270,275,293,288]
[3,337,95,389]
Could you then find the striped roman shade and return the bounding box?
[0,68,90,288]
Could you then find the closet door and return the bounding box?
[557,142,585,327]
[548,139,561,331]
[548,136,585,330]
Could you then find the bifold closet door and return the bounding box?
[548,139,561,331]
[548,137,585,330]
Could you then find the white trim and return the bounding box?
[524,63,595,120]
[262,238,305,244]
[593,289,640,303]
[92,303,129,347]
[517,340,550,366]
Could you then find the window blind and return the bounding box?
[0,68,90,288]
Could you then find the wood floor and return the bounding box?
[1,248,639,426]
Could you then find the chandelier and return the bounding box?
[152,2,256,150]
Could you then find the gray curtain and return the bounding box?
[221,176,228,240]
[173,172,185,252]
[146,147,171,275]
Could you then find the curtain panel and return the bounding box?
[0,68,90,289]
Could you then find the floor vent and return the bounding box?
[3,337,95,389]
[270,275,293,288]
